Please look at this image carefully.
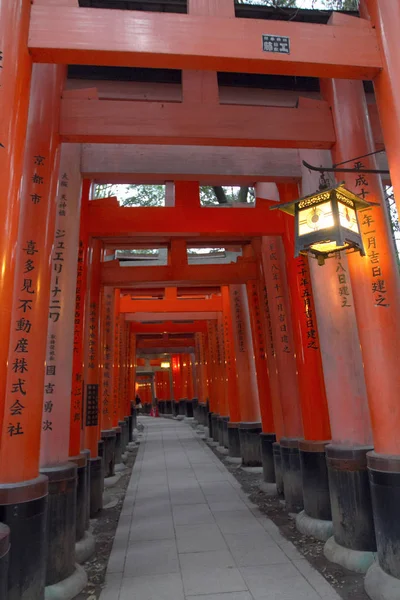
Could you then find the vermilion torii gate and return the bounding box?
[1,1,400,600]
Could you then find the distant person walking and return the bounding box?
[135,394,142,414]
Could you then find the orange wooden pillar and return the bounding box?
[229,284,261,466]
[261,236,304,511]
[278,182,333,526]
[0,64,64,598]
[69,181,90,462]
[221,286,241,456]
[83,238,104,516]
[38,144,87,581]
[206,320,222,442]
[0,0,32,437]
[362,0,400,218]
[322,78,400,578]
[99,285,117,477]
[245,279,279,488]
[171,354,182,417]
[300,148,374,565]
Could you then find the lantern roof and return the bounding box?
[270,183,377,216]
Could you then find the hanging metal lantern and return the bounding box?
[271,182,374,265]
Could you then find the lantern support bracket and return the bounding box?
[302,150,390,175]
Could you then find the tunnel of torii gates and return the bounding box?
[1,0,400,599]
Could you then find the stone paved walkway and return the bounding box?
[99,418,341,600]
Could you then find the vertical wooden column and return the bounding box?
[112,289,121,428]
[40,145,82,466]
[171,354,182,417]
[100,287,114,432]
[83,238,104,516]
[361,0,400,217]
[229,284,261,466]
[69,181,90,462]
[0,63,65,600]
[206,320,221,441]
[261,236,304,511]
[221,286,241,456]
[300,148,375,567]
[39,144,86,588]
[0,0,32,434]
[278,183,332,526]
[322,78,400,579]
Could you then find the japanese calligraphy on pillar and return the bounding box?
[113,305,121,421]
[335,252,352,308]
[260,285,276,357]
[102,291,113,418]
[268,241,290,354]
[71,240,85,424]
[232,291,245,353]
[296,256,319,349]
[7,154,47,438]
[354,161,390,308]
[248,283,266,360]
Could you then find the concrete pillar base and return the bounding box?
[365,561,400,600]
[280,438,304,513]
[259,482,277,495]
[239,422,262,466]
[179,399,187,416]
[216,446,229,455]
[44,563,87,600]
[241,465,263,474]
[104,472,123,488]
[226,456,242,464]
[89,457,103,518]
[101,430,117,478]
[273,442,284,497]
[40,462,77,587]
[0,475,48,599]
[296,510,333,542]
[75,531,96,564]
[227,422,241,458]
[0,524,10,600]
[324,536,375,573]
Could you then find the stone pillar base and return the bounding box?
[260,433,276,485]
[69,453,88,542]
[127,414,133,442]
[40,463,77,587]
[299,440,331,522]
[0,523,10,600]
[75,530,96,564]
[239,422,262,466]
[324,536,375,573]
[101,430,116,478]
[280,438,304,513]
[296,510,333,542]
[326,444,376,553]
[365,561,400,600]
[273,442,284,497]
[179,399,187,416]
[228,422,241,458]
[89,457,103,518]
[0,475,48,600]
[44,563,87,600]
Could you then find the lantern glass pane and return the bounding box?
[298,201,334,236]
[338,201,359,233]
